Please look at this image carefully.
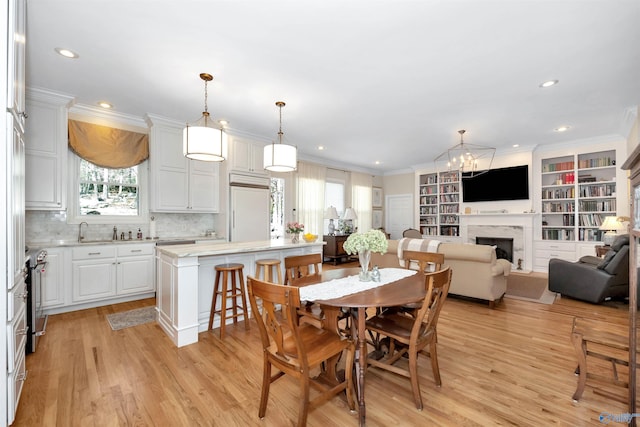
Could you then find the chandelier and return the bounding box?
[434,130,495,177]
[183,73,226,162]
[263,101,297,172]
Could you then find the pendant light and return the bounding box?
[434,130,495,178]
[264,101,297,172]
[183,73,225,162]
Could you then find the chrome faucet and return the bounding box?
[78,222,88,242]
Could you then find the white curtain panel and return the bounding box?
[296,161,327,235]
[351,172,373,232]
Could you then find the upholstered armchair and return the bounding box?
[548,234,629,303]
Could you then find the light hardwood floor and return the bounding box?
[14,279,634,426]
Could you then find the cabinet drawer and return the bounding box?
[8,279,27,322]
[72,246,116,260]
[8,350,26,425]
[535,249,575,260]
[117,244,154,257]
[535,241,575,252]
[7,305,27,373]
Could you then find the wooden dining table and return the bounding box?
[294,267,427,427]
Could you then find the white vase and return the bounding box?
[358,250,371,281]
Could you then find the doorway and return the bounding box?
[386,194,413,239]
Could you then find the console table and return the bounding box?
[322,234,354,264]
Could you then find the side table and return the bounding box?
[595,245,610,258]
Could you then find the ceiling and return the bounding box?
[25,1,640,174]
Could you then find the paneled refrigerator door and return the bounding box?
[230,186,270,242]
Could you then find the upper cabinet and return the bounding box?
[228,136,268,176]
[146,114,220,213]
[25,89,74,210]
[7,0,26,129]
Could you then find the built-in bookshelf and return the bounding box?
[417,171,460,237]
[540,150,617,241]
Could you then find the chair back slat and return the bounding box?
[411,267,452,343]
[247,276,304,362]
[284,253,323,285]
[402,250,444,273]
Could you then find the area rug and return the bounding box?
[505,271,556,304]
[106,306,157,331]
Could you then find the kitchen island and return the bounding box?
[155,239,325,347]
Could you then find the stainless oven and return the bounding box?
[26,249,48,354]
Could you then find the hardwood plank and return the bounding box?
[13,293,635,426]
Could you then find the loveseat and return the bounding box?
[371,238,511,307]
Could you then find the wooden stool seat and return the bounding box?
[209,263,249,339]
[255,259,283,284]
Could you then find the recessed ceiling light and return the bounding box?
[317,146,325,151]
[512,144,519,148]
[539,79,559,88]
[54,47,79,59]
[218,119,228,126]
[374,160,381,165]
[555,125,570,132]
[97,101,113,109]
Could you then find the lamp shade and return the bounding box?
[599,216,623,231]
[324,206,339,219]
[263,143,297,172]
[343,208,358,221]
[183,125,226,161]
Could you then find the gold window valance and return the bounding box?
[68,120,149,169]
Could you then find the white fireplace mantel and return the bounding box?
[459,213,538,272]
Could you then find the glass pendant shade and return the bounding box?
[264,142,297,172]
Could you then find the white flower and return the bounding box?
[343,229,388,255]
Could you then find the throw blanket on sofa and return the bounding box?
[398,238,441,270]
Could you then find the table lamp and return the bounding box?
[342,207,358,234]
[325,206,339,235]
[599,216,624,246]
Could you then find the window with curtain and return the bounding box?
[67,120,149,224]
[296,161,327,235]
[325,180,345,234]
[351,172,373,232]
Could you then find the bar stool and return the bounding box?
[209,263,249,339]
[255,258,283,284]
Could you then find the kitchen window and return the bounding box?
[67,153,149,225]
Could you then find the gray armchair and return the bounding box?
[548,234,629,304]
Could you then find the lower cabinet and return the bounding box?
[533,240,576,272]
[322,235,353,264]
[39,243,155,313]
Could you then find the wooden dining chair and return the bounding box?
[402,228,423,238]
[247,276,355,427]
[283,253,324,327]
[401,250,444,273]
[365,267,452,410]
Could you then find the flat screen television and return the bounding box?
[462,165,529,202]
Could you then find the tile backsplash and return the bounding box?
[26,211,220,243]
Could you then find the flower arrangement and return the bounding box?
[343,229,388,255]
[286,221,304,234]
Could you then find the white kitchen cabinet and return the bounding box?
[229,136,268,176]
[6,1,28,423]
[71,243,155,304]
[7,0,25,129]
[25,89,74,210]
[41,247,66,309]
[146,114,220,212]
[116,244,154,295]
[71,246,117,302]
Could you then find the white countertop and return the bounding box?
[156,239,325,258]
[26,236,225,249]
